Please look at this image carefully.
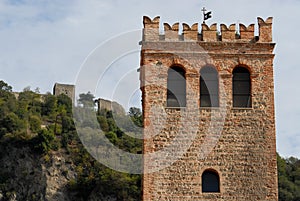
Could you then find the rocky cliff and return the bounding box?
[0,141,116,201]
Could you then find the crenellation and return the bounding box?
[141,14,277,201]
[143,16,273,44]
[220,24,236,41]
[143,16,160,41]
[201,23,218,42]
[183,23,199,41]
[239,23,255,41]
[164,22,180,41]
[143,16,160,28]
[258,17,273,43]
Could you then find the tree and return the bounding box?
[42,94,57,117]
[0,80,12,92]
[23,86,31,92]
[78,92,95,108]
[0,80,13,100]
[278,153,300,201]
[128,107,141,117]
[0,112,26,135]
[128,107,143,127]
[29,115,42,133]
[34,129,56,153]
[61,115,75,133]
[34,87,40,94]
[18,89,42,116]
[57,94,72,115]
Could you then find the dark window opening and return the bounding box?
[167,66,186,107]
[200,66,219,107]
[202,169,220,193]
[233,67,251,108]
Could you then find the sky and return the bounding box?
[0,0,300,158]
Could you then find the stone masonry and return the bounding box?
[53,83,75,104]
[94,98,125,115]
[140,16,278,200]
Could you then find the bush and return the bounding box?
[33,129,56,153]
[1,112,25,133]
[29,115,41,133]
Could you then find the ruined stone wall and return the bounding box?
[53,83,75,104]
[141,16,278,201]
[95,98,125,115]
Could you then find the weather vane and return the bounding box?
[201,7,212,24]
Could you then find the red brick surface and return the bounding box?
[141,16,278,201]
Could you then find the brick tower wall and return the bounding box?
[140,16,278,201]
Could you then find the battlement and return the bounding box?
[141,14,277,201]
[143,16,273,43]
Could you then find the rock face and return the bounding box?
[87,190,117,201]
[0,143,47,201]
[0,141,119,201]
[0,142,77,201]
[0,141,122,201]
[43,151,77,201]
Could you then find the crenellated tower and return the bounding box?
[140,15,278,201]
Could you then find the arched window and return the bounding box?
[232,67,251,108]
[200,66,219,107]
[202,169,220,193]
[167,66,186,107]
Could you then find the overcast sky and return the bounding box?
[0,0,299,158]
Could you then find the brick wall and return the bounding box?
[140,16,278,201]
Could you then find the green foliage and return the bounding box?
[0,80,12,92]
[105,131,118,144]
[18,89,41,115]
[97,116,109,132]
[42,93,57,117]
[97,168,141,200]
[1,112,26,133]
[67,141,141,200]
[0,81,75,152]
[129,107,143,127]
[94,108,142,153]
[78,92,95,108]
[33,129,56,153]
[0,80,13,100]
[61,116,75,133]
[29,115,41,133]
[57,93,72,115]
[66,104,142,200]
[0,82,141,200]
[278,154,300,201]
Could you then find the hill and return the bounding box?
[0,80,141,201]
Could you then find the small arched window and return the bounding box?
[202,169,220,193]
[200,66,219,107]
[167,66,186,107]
[232,67,251,108]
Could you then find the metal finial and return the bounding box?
[202,7,212,24]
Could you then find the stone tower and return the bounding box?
[140,16,278,200]
[53,83,75,104]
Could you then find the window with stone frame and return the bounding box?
[202,169,220,193]
[200,66,219,107]
[232,67,251,108]
[167,66,186,107]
